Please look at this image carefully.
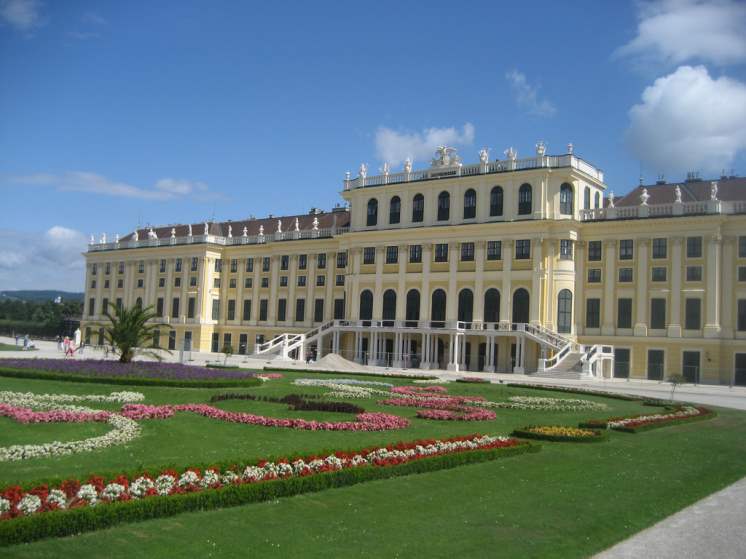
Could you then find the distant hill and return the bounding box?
[0,290,84,303]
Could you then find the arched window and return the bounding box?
[463,189,477,219]
[431,289,447,327]
[557,289,573,333]
[560,183,574,215]
[518,184,532,215]
[412,194,424,223]
[366,198,378,227]
[359,290,373,322]
[512,288,530,324]
[135,297,143,309]
[382,289,397,325]
[490,186,503,217]
[405,289,420,326]
[389,196,401,225]
[594,192,601,209]
[437,191,450,221]
[484,288,500,323]
[457,289,473,324]
[584,186,591,210]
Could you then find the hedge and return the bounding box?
[511,427,608,443]
[0,442,538,546]
[0,367,263,389]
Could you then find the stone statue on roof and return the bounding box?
[101,233,107,244]
[382,162,389,176]
[535,141,546,156]
[242,226,248,237]
[171,228,176,238]
[674,185,682,203]
[204,222,209,235]
[640,188,650,206]
[188,224,192,237]
[404,158,412,174]
[277,219,282,233]
[431,146,461,168]
[227,225,232,238]
[504,147,517,161]
[89,234,95,244]
[312,217,319,230]
[479,148,489,165]
[359,163,367,179]
[608,191,615,208]
[133,230,139,242]
[294,217,300,231]
[710,181,718,201]
[259,225,264,236]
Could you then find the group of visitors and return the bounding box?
[14,334,35,351]
[57,335,84,357]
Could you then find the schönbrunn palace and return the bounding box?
[82,144,746,386]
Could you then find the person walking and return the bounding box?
[63,336,71,356]
[57,335,63,351]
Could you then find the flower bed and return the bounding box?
[0,435,538,545]
[456,377,491,384]
[257,373,284,380]
[120,403,408,431]
[209,393,365,414]
[0,359,262,388]
[506,383,641,401]
[512,425,608,442]
[416,409,497,421]
[580,405,714,433]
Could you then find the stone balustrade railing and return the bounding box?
[579,199,746,221]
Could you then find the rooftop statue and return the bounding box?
[608,191,615,208]
[204,222,209,235]
[242,226,248,237]
[359,163,367,179]
[227,225,232,238]
[188,224,192,237]
[431,146,461,168]
[89,235,95,244]
[312,217,319,230]
[133,230,139,242]
[640,188,650,206]
[535,140,546,156]
[100,233,107,244]
[479,148,489,165]
[504,146,517,161]
[294,217,300,231]
[567,142,574,155]
[674,185,682,203]
[259,225,264,236]
[403,158,412,174]
[277,219,282,233]
[171,228,176,238]
[710,181,718,201]
[382,162,389,176]
[147,228,157,239]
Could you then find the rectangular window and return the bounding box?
[738,300,746,331]
[261,277,269,288]
[117,279,123,288]
[587,241,602,261]
[188,297,195,319]
[585,298,600,328]
[105,263,111,275]
[685,298,701,330]
[214,259,222,273]
[686,266,702,281]
[156,298,164,317]
[515,240,531,260]
[316,275,325,287]
[317,253,326,269]
[173,277,180,288]
[650,298,666,329]
[277,299,287,321]
[363,247,376,265]
[242,299,251,321]
[739,266,746,282]
[617,298,632,329]
[619,239,634,260]
[172,297,180,318]
[90,279,96,289]
[223,333,232,351]
[652,238,667,259]
[314,298,324,323]
[559,240,573,260]
[259,299,268,321]
[295,298,305,322]
[647,349,665,380]
[191,257,199,272]
[88,298,95,316]
[102,298,109,314]
[115,298,122,310]
[137,279,144,288]
[244,277,252,288]
[138,261,145,273]
[160,259,166,273]
[229,278,236,289]
[409,245,422,263]
[262,257,270,272]
[175,258,182,272]
[230,259,238,273]
[227,299,236,321]
[168,330,176,350]
[686,236,703,258]
[213,278,221,289]
[238,334,247,355]
[652,267,667,282]
[618,268,633,282]
[336,274,345,286]
[92,263,97,275]
[334,298,345,319]
[460,242,474,262]
[105,280,111,289]
[281,255,289,270]
[336,251,347,268]
[297,276,306,287]
[487,241,501,261]
[245,258,254,273]
[434,243,448,262]
[211,299,220,321]
[298,254,307,270]
[190,276,197,287]
[614,348,630,378]
[740,236,746,258]
[118,262,125,274]
[386,246,399,264]
[280,276,288,287]
[152,330,160,348]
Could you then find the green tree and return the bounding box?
[666,373,686,402]
[102,302,167,363]
[222,343,234,365]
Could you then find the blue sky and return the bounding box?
[1,0,745,290]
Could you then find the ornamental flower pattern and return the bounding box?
[0,434,522,521]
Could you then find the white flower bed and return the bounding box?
[607,405,700,429]
[293,379,393,398]
[475,396,607,411]
[0,390,144,408]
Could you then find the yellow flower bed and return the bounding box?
[524,426,596,437]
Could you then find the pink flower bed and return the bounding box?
[121,404,409,431]
[257,373,284,379]
[416,408,497,421]
[0,403,110,424]
[391,385,448,395]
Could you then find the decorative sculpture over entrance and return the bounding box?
[431,146,461,168]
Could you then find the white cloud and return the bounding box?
[374,123,475,167]
[505,70,556,117]
[0,226,87,291]
[625,65,746,173]
[0,0,42,31]
[5,172,213,201]
[617,0,746,66]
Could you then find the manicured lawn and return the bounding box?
[0,343,34,352]
[2,370,745,557]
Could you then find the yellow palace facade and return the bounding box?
[82,144,746,385]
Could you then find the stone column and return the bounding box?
[634,238,649,336]
[574,241,584,335]
[447,333,460,371]
[544,241,556,329]
[397,244,407,320]
[268,256,278,322]
[474,241,485,322]
[324,252,334,322]
[350,248,361,320]
[421,243,432,322]
[704,233,722,338]
[667,237,682,337]
[288,255,297,325]
[500,240,513,327]
[373,246,384,319]
[305,254,316,328]
[721,237,735,337]
[530,238,543,325]
[601,240,616,335]
[447,243,459,321]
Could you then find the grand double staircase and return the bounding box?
[253,320,613,379]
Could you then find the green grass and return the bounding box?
[0,343,34,352]
[1,371,745,558]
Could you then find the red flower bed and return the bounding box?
[416,409,497,421]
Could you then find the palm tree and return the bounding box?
[102,302,167,363]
